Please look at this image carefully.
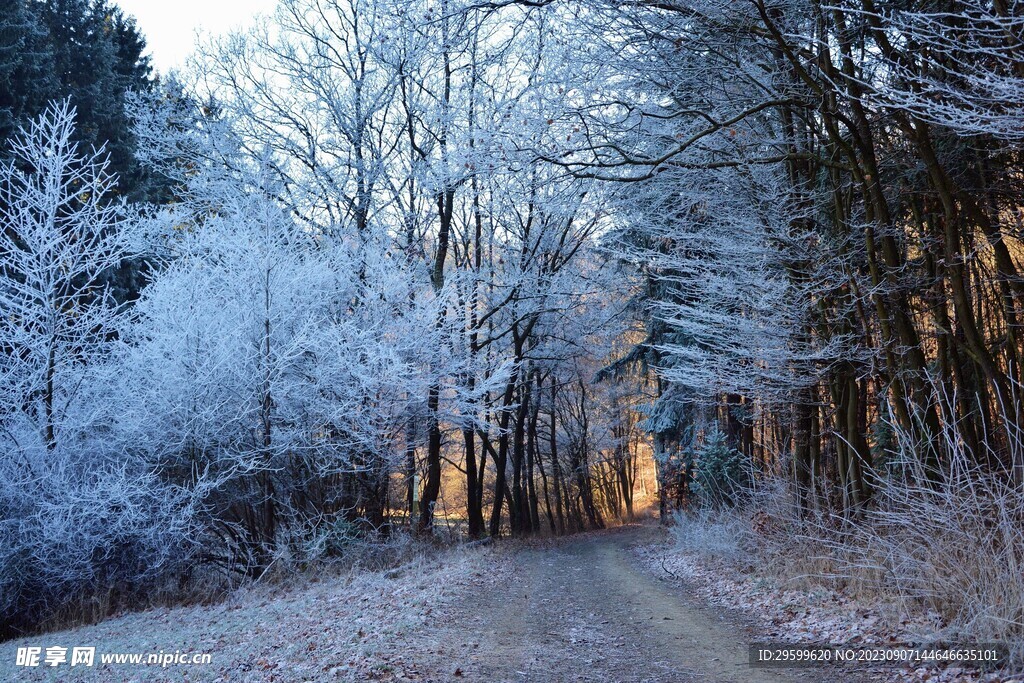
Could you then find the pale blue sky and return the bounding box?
[115,0,279,73]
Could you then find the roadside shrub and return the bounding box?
[0,445,200,638]
[670,506,746,562]
[840,445,1024,665]
[669,418,1024,668]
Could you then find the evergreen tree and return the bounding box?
[0,0,56,142]
[0,1,162,302]
[36,0,154,200]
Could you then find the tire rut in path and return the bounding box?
[418,525,819,683]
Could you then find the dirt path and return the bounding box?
[1,524,848,682]
[416,524,822,683]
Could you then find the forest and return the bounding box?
[1,0,1023,674]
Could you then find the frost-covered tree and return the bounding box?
[0,101,133,452]
[123,195,440,566]
[0,102,195,635]
[125,88,456,564]
[873,0,1024,141]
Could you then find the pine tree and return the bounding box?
[36,0,154,199]
[0,0,56,142]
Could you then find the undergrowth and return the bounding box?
[670,450,1024,668]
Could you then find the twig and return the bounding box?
[661,556,679,580]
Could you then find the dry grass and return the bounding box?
[670,451,1024,670]
[15,527,434,643]
[0,540,491,682]
[840,456,1024,664]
